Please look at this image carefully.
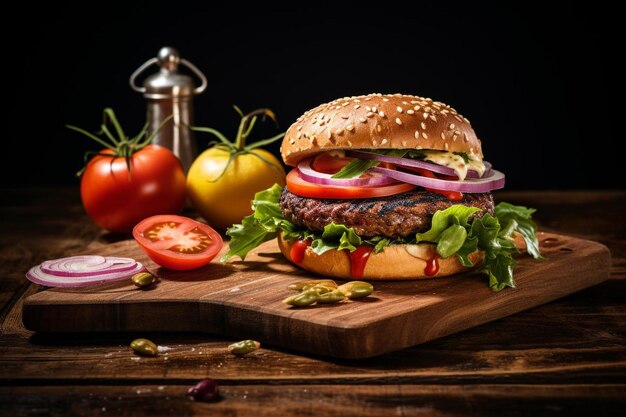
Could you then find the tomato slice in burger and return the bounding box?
[286,168,416,199]
[133,215,223,271]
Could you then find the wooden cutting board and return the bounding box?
[22,231,611,359]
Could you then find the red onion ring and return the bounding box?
[40,256,138,277]
[26,256,146,288]
[369,166,505,193]
[347,150,491,179]
[297,158,399,187]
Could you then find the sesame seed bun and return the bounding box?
[281,93,483,166]
[277,231,484,280]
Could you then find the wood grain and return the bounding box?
[22,231,611,359]
[1,384,625,417]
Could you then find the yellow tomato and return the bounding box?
[187,147,286,230]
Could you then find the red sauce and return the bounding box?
[348,245,374,278]
[424,253,440,276]
[290,239,311,264]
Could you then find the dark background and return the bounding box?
[5,3,619,189]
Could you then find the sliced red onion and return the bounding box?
[347,150,490,179]
[297,158,399,187]
[40,256,138,277]
[370,166,505,193]
[26,256,146,288]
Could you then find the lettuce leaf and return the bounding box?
[222,184,542,292]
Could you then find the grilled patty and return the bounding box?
[280,188,494,238]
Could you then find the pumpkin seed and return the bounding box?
[131,272,156,288]
[288,279,337,291]
[228,339,261,356]
[337,281,374,299]
[317,289,346,304]
[130,338,157,356]
[283,288,319,307]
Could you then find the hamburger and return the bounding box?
[223,93,541,291]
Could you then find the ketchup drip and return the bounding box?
[348,245,374,278]
[290,239,311,264]
[424,253,440,276]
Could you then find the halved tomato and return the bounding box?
[133,215,223,271]
[286,168,416,199]
[311,153,353,174]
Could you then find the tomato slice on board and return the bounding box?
[286,169,417,199]
[133,215,223,271]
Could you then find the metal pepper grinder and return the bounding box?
[129,47,207,173]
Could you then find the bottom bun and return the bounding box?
[277,231,484,280]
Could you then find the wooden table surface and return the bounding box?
[1,187,625,416]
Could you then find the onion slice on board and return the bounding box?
[26,256,146,288]
[347,150,491,179]
[369,167,505,193]
[297,158,399,187]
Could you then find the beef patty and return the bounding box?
[280,189,494,238]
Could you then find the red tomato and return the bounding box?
[133,215,223,271]
[311,153,353,174]
[286,169,416,199]
[80,145,186,234]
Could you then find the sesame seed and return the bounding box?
[297,125,302,131]
[414,105,421,111]
[407,109,415,115]
[364,97,372,101]
[372,106,378,113]
[366,112,374,118]
[381,138,388,145]
[379,111,386,118]
[366,106,372,111]
[452,133,458,141]
[402,140,408,146]
[396,106,403,113]
[341,115,349,119]
[402,101,408,105]
[342,102,349,107]
[414,131,420,139]
[372,139,378,146]
[422,132,428,139]
[395,118,402,125]
[346,125,355,132]
[347,140,352,146]
[376,124,382,132]
[423,112,429,119]
[463,133,469,142]
[444,143,449,150]
[449,123,456,130]
[319,120,325,126]
[411,100,419,104]
[289,138,295,144]
[297,133,302,139]
[440,132,446,139]
[336,128,344,135]
[463,117,470,124]
[359,117,367,123]
[420,122,427,130]
[382,98,389,102]
[454,115,463,122]
[430,115,437,122]
[354,104,361,109]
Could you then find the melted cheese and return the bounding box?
[422,151,486,181]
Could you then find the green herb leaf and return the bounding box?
[331,159,380,179]
[486,253,517,291]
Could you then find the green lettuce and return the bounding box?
[222,184,542,292]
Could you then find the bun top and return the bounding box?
[281,93,483,166]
